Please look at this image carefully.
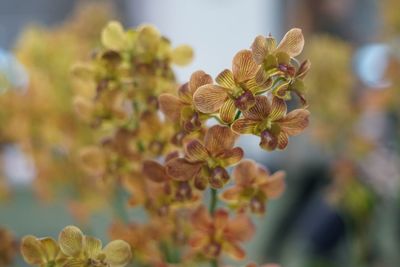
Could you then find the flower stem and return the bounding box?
[209,188,218,216]
[234,110,242,121]
[210,259,218,267]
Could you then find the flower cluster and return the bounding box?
[0,3,116,221]
[21,21,311,267]
[21,225,131,267]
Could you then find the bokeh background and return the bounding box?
[1,0,400,266]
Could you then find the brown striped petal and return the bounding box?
[276,28,304,57]
[232,50,259,83]
[218,147,244,167]
[158,93,184,121]
[277,131,289,150]
[204,125,237,154]
[189,70,213,93]
[142,160,167,183]
[216,69,236,88]
[193,84,228,113]
[226,214,255,242]
[191,206,212,231]
[260,170,286,199]
[185,139,209,162]
[233,160,258,186]
[243,95,271,120]
[251,35,267,64]
[231,119,259,134]
[278,109,310,136]
[269,97,287,121]
[165,158,202,181]
[219,98,237,124]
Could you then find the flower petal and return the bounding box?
[216,69,236,89]
[204,125,237,155]
[193,84,228,113]
[233,160,258,186]
[185,139,209,162]
[243,95,271,121]
[103,240,132,267]
[276,28,304,57]
[224,243,246,260]
[277,131,289,150]
[84,236,102,258]
[191,206,212,231]
[260,170,286,199]
[251,35,267,64]
[21,236,46,265]
[189,70,213,93]
[63,258,86,267]
[158,93,183,121]
[171,44,194,66]
[219,98,237,124]
[218,147,244,167]
[278,109,310,135]
[269,97,287,121]
[101,21,127,51]
[232,50,259,83]
[226,214,255,242]
[220,187,242,202]
[40,237,59,262]
[165,158,202,181]
[58,226,84,257]
[214,209,229,230]
[142,160,167,183]
[231,119,259,134]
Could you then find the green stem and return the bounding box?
[209,188,218,216]
[209,189,220,266]
[210,259,218,267]
[113,185,130,223]
[234,110,242,121]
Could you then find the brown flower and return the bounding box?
[159,70,213,132]
[193,50,264,123]
[251,29,306,100]
[231,95,309,151]
[189,206,254,260]
[221,160,285,214]
[142,155,200,208]
[166,125,243,189]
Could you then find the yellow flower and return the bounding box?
[58,225,132,267]
[20,226,132,267]
[21,235,66,267]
